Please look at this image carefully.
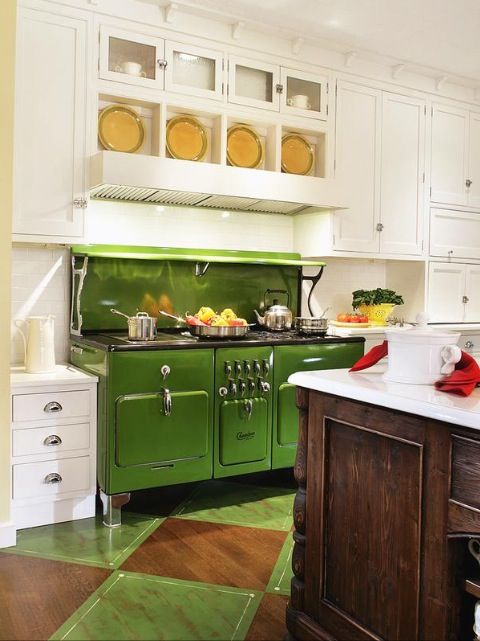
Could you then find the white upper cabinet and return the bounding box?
[380,93,425,255]
[99,26,165,89]
[333,81,381,253]
[430,103,480,208]
[279,68,328,120]
[14,7,88,240]
[428,262,466,322]
[430,208,480,260]
[465,265,480,322]
[227,56,280,111]
[333,83,425,256]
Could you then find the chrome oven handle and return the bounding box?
[162,388,172,416]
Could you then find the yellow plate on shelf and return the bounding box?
[281,134,314,175]
[166,115,208,161]
[227,124,263,169]
[98,104,145,153]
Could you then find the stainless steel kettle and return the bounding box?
[254,289,293,331]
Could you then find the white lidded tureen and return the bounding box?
[383,313,461,385]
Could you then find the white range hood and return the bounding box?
[89,152,346,215]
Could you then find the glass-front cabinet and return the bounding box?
[165,41,223,100]
[280,68,328,120]
[228,56,280,111]
[99,26,165,88]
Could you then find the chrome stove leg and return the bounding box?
[100,490,131,528]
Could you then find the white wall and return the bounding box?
[11,246,71,365]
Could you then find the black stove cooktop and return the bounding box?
[72,328,364,352]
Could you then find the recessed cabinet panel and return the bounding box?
[280,68,327,120]
[333,82,381,252]
[165,41,224,101]
[228,56,280,110]
[14,8,87,238]
[219,398,268,466]
[430,208,480,260]
[99,26,165,88]
[431,104,469,206]
[465,266,480,322]
[428,262,466,322]
[467,113,480,208]
[380,93,424,255]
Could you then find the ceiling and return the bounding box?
[177,0,480,84]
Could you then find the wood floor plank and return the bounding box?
[121,517,288,590]
[246,593,289,640]
[0,553,110,641]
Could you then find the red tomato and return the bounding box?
[337,313,350,322]
[358,314,369,323]
[347,314,361,322]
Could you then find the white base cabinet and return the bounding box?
[430,208,480,260]
[10,365,98,531]
[428,262,480,323]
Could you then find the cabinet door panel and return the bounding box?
[14,8,87,237]
[219,398,268,466]
[467,113,480,208]
[428,262,465,322]
[228,56,280,111]
[465,265,480,322]
[430,208,480,260]
[333,82,381,252]
[431,104,468,206]
[380,93,425,255]
[165,41,223,101]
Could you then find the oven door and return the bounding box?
[115,390,209,467]
[219,398,268,466]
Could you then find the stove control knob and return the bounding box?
[234,360,242,376]
[160,365,170,380]
[239,380,247,395]
[229,381,237,396]
[243,360,251,375]
[224,362,232,376]
[259,381,271,394]
[253,360,261,375]
[248,378,256,393]
[218,386,228,397]
[262,359,270,376]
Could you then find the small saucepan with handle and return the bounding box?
[294,307,331,336]
[111,308,157,341]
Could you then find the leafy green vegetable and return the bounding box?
[352,288,404,308]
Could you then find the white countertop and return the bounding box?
[11,364,98,388]
[328,322,480,337]
[289,366,480,430]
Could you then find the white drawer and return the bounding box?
[12,389,91,423]
[461,335,480,353]
[12,422,90,457]
[13,456,91,500]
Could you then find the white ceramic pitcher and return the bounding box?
[15,315,56,373]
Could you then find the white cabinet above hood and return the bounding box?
[89,152,346,215]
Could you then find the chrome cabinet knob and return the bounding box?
[376,223,384,232]
[229,381,237,396]
[465,340,475,349]
[248,378,256,393]
[239,380,246,395]
[253,360,261,375]
[160,365,170,380]
[262,359,270,375]
[466,178,473,188]
[218,386,228,397]
[44,472,62,484]
[259,381,270,394]
[224,362,232,376]
[234,360,242,376]
[243,361,251,375]
[463,295,470,304]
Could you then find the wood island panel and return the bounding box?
[287,387,477,641]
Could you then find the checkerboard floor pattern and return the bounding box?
[0,472,295,641]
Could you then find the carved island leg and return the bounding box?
[286,386,309,641]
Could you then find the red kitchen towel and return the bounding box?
[349,340,388,371]
[435,351,480,396]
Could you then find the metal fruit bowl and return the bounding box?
[188,324,249,339]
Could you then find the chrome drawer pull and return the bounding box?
[43,434,62,447]
[44,401,63,413]
[44,472,62,484]
[162,388,172,416]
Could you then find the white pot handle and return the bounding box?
[440,344,462,375]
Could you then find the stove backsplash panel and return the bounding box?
[71,255,299,333]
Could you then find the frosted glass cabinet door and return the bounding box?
[14,8,88,238]
[99,26,165,88]
[280,68,328,120]
[165,41,223,100]
[431,103,469,206]
[228,56,280,110]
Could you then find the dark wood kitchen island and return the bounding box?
[286,365,480,641]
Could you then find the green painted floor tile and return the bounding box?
[50,571,261,641]
[1,513,162,569]
[172,481,295,531]
[266,533,293,595]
